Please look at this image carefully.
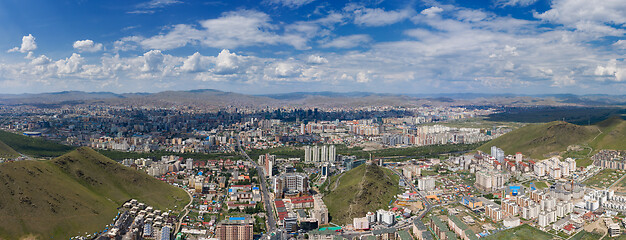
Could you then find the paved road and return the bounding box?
[387,167,433,219]
[237,137,278,234]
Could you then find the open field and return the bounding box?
[584,169,625,189]
[570,230,604,240]
[485,224,553,240]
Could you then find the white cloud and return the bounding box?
[214,49,242,75]
[31,55,52,66]
[8,34,37,53]
[73,40,103,52]
[180,52,207,72]
[141,50,165,72]
[321,34,371,48]
[421,7,444,17]
[494,0,537,7]
[615,40,626,49]
[534,0,626,36]
[136,10,309,50]
[264,0,314,9]
[356,71,371,83]
[346,5,414,27]
[551,75,576,87]
[595,59,625,82]
[130,0,182,14]
[273,62,301,78]
[55,53,84,75]
[307,55,328,64]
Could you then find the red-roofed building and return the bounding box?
[563,224,575,235]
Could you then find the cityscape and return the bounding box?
[0,0,626,240]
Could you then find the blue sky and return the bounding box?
[0,0,625,94]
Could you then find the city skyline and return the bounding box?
[0,0,624,95]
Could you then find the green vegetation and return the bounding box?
[247,146,304,161]
[0,130,75,158]
[323,164,400,225]
[570,230,604,240]
[0,147,189,239]
[485,224,553,240]
[484,107,626,124]
[584,169,624,189]
[97,149,241,161]
[0,139,20,158]
[533,181,549,190]
[478,117,626,159]
[425,117,526,129]
[337,142,484,159]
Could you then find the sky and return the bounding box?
[0,0,625,95]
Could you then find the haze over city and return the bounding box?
[1,0,625,95]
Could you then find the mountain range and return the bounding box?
[2,89,626,108]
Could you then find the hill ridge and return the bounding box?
[0,147,188,239]
[478,116,626,160]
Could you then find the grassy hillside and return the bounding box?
[0,147,189,239]
[478,116,626,160]
[0,140,20,159]
[323,164,400,225]
[0,130,75,158]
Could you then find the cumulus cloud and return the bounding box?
[141,50,165,72]
[180,52,206,72]
[273,62,301,78]
[321,34,371,48]
[614,40,626,49]
[307,55,328,64]
[356,71,371,83]
[31,55,52,66]
[8,34,37,53]
[55,53,84,75]
[73,40,103,52]
[264,0,314,9]
[595,59,625,82]
[214,49,242,75]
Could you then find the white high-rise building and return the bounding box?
[329,145,336,162]
[321,145,328,162]
[418,177,436,191]
[312,145,319,162]
[304,146,312,162]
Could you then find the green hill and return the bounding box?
[0,147,189,239]
[0,140,20,159]
[478,116,626,160]
[0,130,75,158]
[323,164,400,225]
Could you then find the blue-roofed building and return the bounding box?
[143,223,153,237]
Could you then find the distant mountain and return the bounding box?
[0,147,188,239]
[1,89,626,108]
